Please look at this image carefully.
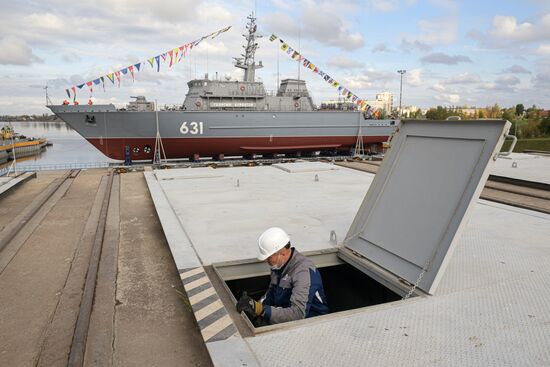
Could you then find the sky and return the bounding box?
[0,0,549,115]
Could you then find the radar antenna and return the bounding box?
[233,13,263,82]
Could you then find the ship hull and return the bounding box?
[49,105,398,160]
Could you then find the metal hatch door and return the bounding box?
[344,119,511,295]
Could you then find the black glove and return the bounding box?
[236,291,264,320]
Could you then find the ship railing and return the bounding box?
[4,161,111,173]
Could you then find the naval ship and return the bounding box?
[48,15,398,161]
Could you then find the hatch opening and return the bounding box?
[212,249,417,334]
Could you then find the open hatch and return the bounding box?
[211,119,512,334]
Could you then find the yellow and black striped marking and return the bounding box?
[179,267,237,343]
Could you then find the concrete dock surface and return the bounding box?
[0,169,212,366]
[1,153,549,366]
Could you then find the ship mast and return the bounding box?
[234,13,263,82]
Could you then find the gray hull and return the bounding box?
[49,105,398,160]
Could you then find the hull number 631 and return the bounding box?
[180,121,204,135]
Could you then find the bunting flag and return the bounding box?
[168,50,174,67]
[270,34,371,111]
[64,26,231,100]
[115,71,121,87]
[155,56,160,72]
[178,46,185,62]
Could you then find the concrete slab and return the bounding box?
[153,163,372,265]
[493,153,550,184]
[146,161,550,366]
[144,171,202,269]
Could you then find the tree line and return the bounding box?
[425,104,550,138]
[0,114,62,122]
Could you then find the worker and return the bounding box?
[236,227,329,325]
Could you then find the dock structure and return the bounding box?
[145,159,550,366]
[0,122,549,366]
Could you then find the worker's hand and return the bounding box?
[236,291,264,318]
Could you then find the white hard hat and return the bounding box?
[257,227,290,261]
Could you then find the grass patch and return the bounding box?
[501,137,550,153]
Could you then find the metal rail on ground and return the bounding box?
[0,170,78,255]
[336,161,550,214]
[68,171,114,367]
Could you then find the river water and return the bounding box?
[1,121,118,168]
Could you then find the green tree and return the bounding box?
[539,116,550,136]
[521,120,541,138]
[515,104,525,116]
[502,108,514,121]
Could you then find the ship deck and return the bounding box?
[145,156,550,366]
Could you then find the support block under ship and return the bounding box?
[48,15,398,161]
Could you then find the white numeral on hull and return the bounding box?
[180,121,204,135]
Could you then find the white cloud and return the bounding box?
[532,69,550,89]
[372,0,400,12]
[471,13,550,49]
[406,69,422,86]
[300,5,364,51]
[445,72,481,84]
[372,43,391,53]
[479,75,521,91]
[0,36,43,65]
[495,75,521,86]
[263,1,365,51]
[326,56,365,69]
[430,82,446,92]
[343,69,397,90]
[500,64,531,74]
[435,93,460,104]
[420,52,472,64]
[368,0,417,12]
[536,43,550,55]
[344,75,373,89]
[401,17,458,51]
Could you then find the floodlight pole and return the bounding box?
[397,70,406,118]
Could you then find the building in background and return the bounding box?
[320,91,394,114]
[401,105,420,118]
[364,92,393,115]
